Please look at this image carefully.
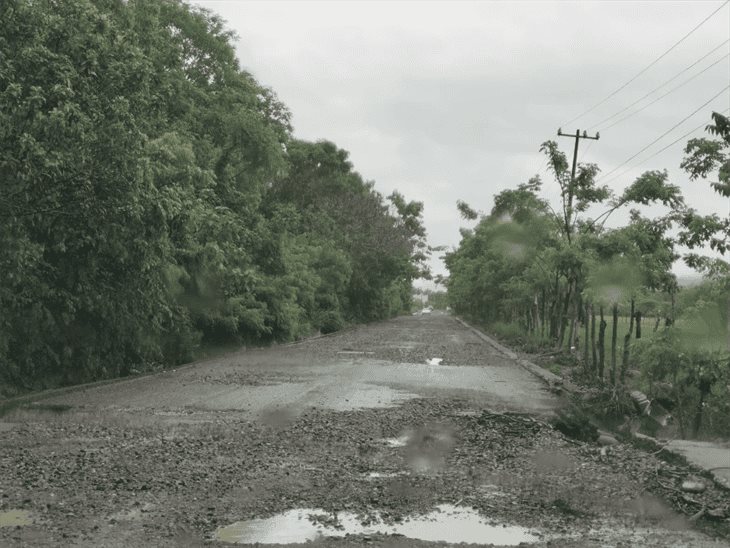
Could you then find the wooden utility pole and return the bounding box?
[556,128,599,242]
[557,128,600,183]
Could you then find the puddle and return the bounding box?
[0,510,33,528]
[326,384,418,412]
[381,434,410,447]
[426,357,443,365]
[386,342,418,350]
[364,471,404,479]
[214,505,538,545]
[452,410,481,417]
[337,351,374,355]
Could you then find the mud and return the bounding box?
[0,313,728,547]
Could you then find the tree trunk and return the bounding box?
[541,289,546,338]
[556,292,565,346]
[726,296,730,352]
[549,275,559,340]
[635,311,642,339]
[583,302,590,370]
[558,280,573,349]
[621,298,635,383]
[590,304,597,374]
[567,316,575,352]
[598,306,606,380]
[610,303,618,385]
[570,293,580,350]
[654,316,661,332]
[692,381,712,438]
[665,289,676,327]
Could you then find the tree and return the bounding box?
[0,0,428,393]
[679,112,730,350]
[679,112,730,266]
[447,139,683,385]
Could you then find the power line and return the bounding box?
[599,85,730,182]
[601,108,730,186]
[578,138,596,164]
[598,53,729,132]
[562,0,730,127]
[587,40,730,131]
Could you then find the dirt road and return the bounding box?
[1,313,727,546]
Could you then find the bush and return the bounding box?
[489,321,524,341]
[318,311,346,334]
[634,328,730,438]
[488,321,551,353]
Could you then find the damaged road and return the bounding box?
[1,312,728,546]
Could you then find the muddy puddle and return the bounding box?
[363,471,404,479]
[0,510,33,528]
[325,383,419,411]
[381,434,410,447]
[213,504,539,545]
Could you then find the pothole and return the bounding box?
[0,510,33,528]
[363,471,405,479]
[380,434,410,447]
[213,504,539,545]
[328,385,419,412]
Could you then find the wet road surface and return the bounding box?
[1,313,727,547]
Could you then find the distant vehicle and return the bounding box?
[421,307,432,314]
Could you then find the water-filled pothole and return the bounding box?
[327,384,419,412]
[0,510,33,528]
[213,504,539,545]
[381,435,410,447]
[363,471,405,479]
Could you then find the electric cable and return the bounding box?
[588,41,729,131]
[598,53,729,132]
[562,0,729,127]
[599,85,730,182]
[601,105,730,185]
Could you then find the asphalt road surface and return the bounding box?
[1,312,727,547]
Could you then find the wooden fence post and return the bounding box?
[598,306,606,380]
[610,303,618,385]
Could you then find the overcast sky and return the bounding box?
[193,0,729,285]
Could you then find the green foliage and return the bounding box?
[0,0,427,393]
[634,328,730,438]
[679,112,730,253]
[456,200,478,220]
[447,138,680,346]
[488,321,526,341]
[619,170,682,208]
[446,113,730,436]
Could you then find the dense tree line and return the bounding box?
[0,0,428,392]
[446,113,730,438]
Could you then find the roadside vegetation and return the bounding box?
[0,0,429,395]
[446,112,730,439]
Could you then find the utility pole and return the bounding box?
[557,127,600,183]
[556,128,600,237]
